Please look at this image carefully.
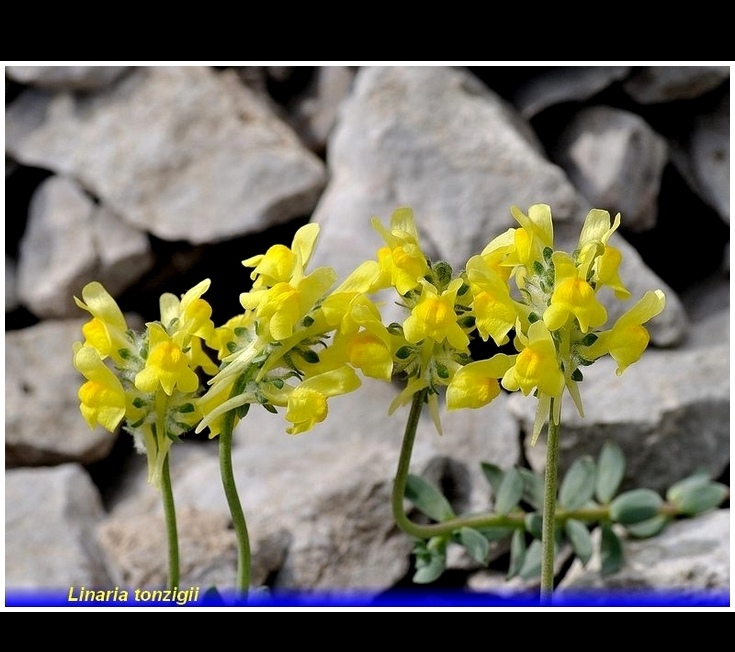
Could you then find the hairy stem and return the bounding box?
[540,399,560,605]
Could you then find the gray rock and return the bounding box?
[5,464,112,588]
[6,254,18,312]
[5,318,118,466]
[623,66,729,104]
[6,65,131,90]
[97,506,239,590]
[513,66,631,119]
[553,106,668,232]
[311,65,582,278]
[688,91,729,222]
[5,66,327,244]
[17,175,153,318]
[289,66,356,153]
[558,509,730,600]
[519,344,729,495]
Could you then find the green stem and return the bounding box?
[219,405,251,599]
[392,390,428,537]
[160,454,180,590]
[540,399,560,605]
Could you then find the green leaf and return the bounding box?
[413,538,447,584]
[600,524,623,576]
[405,474,456,522]
[518,539,543,580]
[480,462,504,493]
[475,526,514,542]
[625,515,670,539]
[669,481,728,516]
[666,470,710,502]
[519,468,545,510]
[507,528,526,579]
[559,455,596,510]
[609,489,663,524]
[524,512,543,540]
[667,471,728,516]
[495,467,524,515]
[565,519,593,566]
[595,441,626,503]
[458,527,490,565]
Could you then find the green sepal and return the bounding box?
[132,396,147,409]
[261,403,277,414]
[302,315,315,328]
[595,441,626,504]
[118,348,134,361]
[565,519,593,566]
[405,474,456,522]
[559,455,596,510]
[175,402,196,413]
[580,333,599,346]
[395,346,413,360]
[299,350,320,364]
[434,362,449,379]
[235,403,251,419]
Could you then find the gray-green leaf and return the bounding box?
[565,519,593,566]
[405,474,456,522]
[609,489,663,524]
[600,523,623,576]
[595,441,626,503]
[507,528,526,579]
[559,455,596,510]
[495,467,524,515]
[459,527,490,565]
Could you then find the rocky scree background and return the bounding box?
[4,65,730,599]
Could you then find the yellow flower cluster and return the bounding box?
[73,280,217,488]
[74,203,665,470]
[369,204,664,444]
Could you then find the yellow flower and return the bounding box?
[135,323,200,396]
[243,223,320,289]
[73,342,126,432]
[504,204,555,269]
[283,366,361,435]
[446,354,514,410]
[371,207,430,295]
[585,290,666,375]
[543,251,607,333]
[466,255,522,346]
[403,278,469,350]
[502,320,565,399]
[576,209,630,299]
[73,282,131,364]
